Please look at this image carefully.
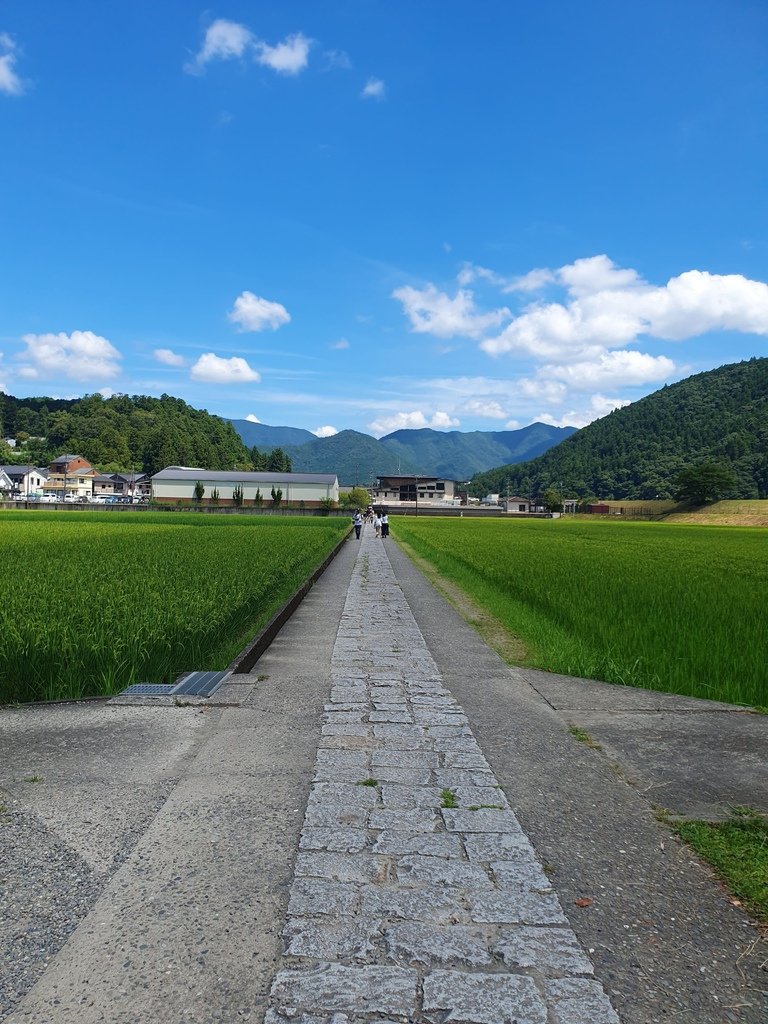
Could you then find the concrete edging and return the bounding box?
[227,527,353,674]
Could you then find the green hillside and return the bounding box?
[285,429,419,483]
[0,392,250,475]
[228,419,315,449]
[470,358,768,500]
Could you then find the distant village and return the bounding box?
[0,450,573,513]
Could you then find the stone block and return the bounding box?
[493,926,594,976]
[442,808,523,833]
[544,978,620,1023]
[491,860,552,891]
[360,885,467,925]
[284,918,382,962]
[369,807,440,832]
[287,878,359,917]
[370,765,432,786]
[468,888,567,926]
[299,827,368,854]
[421,970,547,1024]
[463,833,534,862]
[371,749,439,768]
[395,854,493,890]
[309,782,379,808]
[384,921,492,967]
[380,784,442,810]
[295,852,391,884]
[372,830,463,858]
[270,964,417,1017]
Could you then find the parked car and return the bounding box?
[39,494,57,503]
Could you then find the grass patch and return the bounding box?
[673,808,768,923]
[568,725,603,750]
[392,516,768,707]
[23,775,43,783]
[357,778,379,787]
[440,788,459,808]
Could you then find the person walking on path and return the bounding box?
[373,512,382,538]
[352,509,363,539]
[381,509,389,538]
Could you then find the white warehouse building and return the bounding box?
[151,467,339,507]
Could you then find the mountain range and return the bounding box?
[228,420,576,484]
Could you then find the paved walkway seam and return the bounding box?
[265,529,621,1023]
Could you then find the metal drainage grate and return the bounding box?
[172,671,229,697]
[120,683,176,695]
[119,671,229,699]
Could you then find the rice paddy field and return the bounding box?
[0,511,348,704]
[392,516,768,708]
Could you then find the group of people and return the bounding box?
[352,506,389,539]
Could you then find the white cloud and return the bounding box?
[313,425,338,437]
[245,414,261,423]
[185,19,254,73]
[154,347,186,367]
[256,33,311,75]
[190,353,261,384]
[540,350,676,390]
[330,338,350,350]
[0,33,24,96]
[393,284,509,339]
[323,49,352,71]
[361,77,385,99]
[186,21,310,76]
[457,398,508,420]
[482,255,768,360]
[504,419,521,430]
[98,388,116,399]
[539,393,631,429]
[228,291,291,332]
[367,410,460,437]
[503,267,555,293]
[18,331,122,381]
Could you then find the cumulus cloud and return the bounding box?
[186,21,310,76]
[245,414,261,423]
[393,284,509,339]
[154,348,186,367]
[190,353,261,384]
[503,267,555,293]
[0,33,24,96]
[361,77,385,99]
[313,425,338,437]
[185,19,254,73]
[256,33,311,74]
[228,291,291,332]
[539,394,631,429]
[367,410,460,437]
[481,255,768,359]
[330,338,350,350]
[540,350,676,390]
[18,331,122,381]
[323,49,352,71]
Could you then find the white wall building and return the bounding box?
[0,464,49,497]
[151,467,339,506]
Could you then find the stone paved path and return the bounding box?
[266,530,621,1023]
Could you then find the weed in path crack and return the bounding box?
[568,725,603,750]
[358,778,379,787]
[440,788,459,808]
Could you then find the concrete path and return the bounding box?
[266,530,619,1022]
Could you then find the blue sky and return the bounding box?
[2,1,768,437]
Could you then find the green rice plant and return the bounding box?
[0,513,347,703]
[392,517,768,707]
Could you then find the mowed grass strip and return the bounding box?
[0,512,348,703]
[391,516,768,707]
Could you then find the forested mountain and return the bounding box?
[379,424,575,480]
[228,419,315,449]
[470,358,768,500]
[284,430,420,484]
[0,392,250,475]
